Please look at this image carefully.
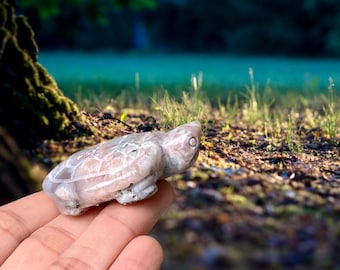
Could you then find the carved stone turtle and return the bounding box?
[42,121,201,215]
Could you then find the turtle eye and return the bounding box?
[188,137,197,147]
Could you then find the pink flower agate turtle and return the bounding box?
[43,121,201,215]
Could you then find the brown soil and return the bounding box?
[32,110,340,270]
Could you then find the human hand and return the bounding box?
[0,180,174,270]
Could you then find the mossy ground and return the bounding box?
[31,85,340,269]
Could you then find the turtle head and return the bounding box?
[162,121,201,177]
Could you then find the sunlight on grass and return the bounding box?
[242,68,274,126]
[218,92,239,129]
[321,77,339,143]
[286,110,302,153]
[151,73,208,129]
[69,68,340,148]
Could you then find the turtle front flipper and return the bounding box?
[116,176,159,205]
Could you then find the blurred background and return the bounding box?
[19,0,340,56]
[17,0,340,95]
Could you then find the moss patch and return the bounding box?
[0,0,96,148]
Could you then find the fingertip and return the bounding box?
[109,235,164,270]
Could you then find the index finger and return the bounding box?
[0,191,59,264]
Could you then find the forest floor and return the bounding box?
[33,92,340,269]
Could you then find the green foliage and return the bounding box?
[112,0,156,10]
[20,0,60,20]
[19,0,157,20]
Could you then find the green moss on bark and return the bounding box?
[0,0,96,148]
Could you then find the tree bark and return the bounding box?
[0,126,38,204]
[0,0,98,202]
[0,0,96,149]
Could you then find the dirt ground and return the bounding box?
[34,110,340,270]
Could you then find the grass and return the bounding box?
[286,110,302,153]
[321,77,340,143]
[62,69,340,146]
[151,72,208,129]
[241,68,274,126]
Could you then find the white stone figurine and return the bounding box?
[43,121,201,215]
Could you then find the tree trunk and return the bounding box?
[0,126,38,204]
[0,0,98,202]
[0,0,96,149]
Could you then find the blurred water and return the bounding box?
[39,51,340,90]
